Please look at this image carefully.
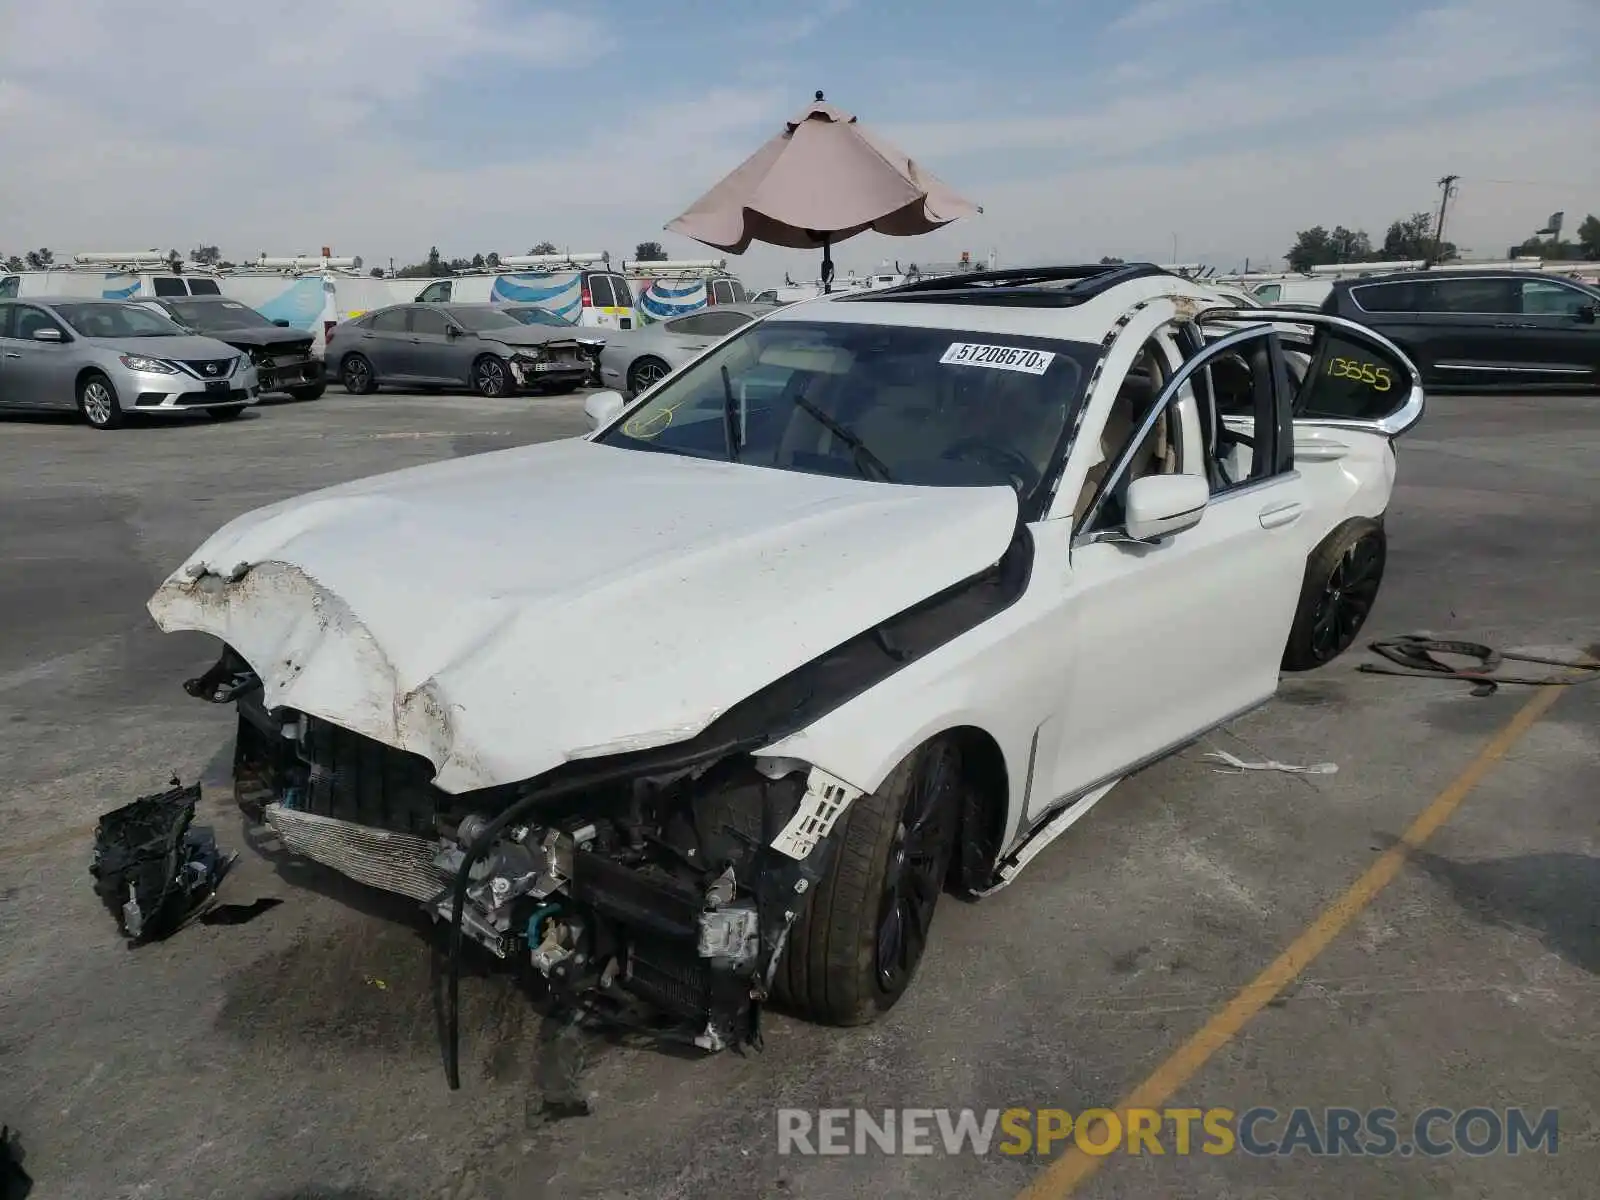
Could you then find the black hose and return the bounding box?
[1359,636,1600,695]
[442,734,763,1089]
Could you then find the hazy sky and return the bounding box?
[2,0,1596,287]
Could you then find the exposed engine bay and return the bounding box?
[190,644,853,1084]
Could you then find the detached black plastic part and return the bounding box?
[1,1125,30,1200]
[89,780,230,944]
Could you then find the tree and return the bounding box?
[23,247,54,269]
[634,240,667,262]
[1579,214,1600,260]
[1285,225,1372,271]
[447,257,472,272]
[1381,212,1455,262]
[191,244,222,266]
[1508,237,1587,261]
[486,251,501,268]
[3,255,23,272]
[1098,255,1124,264]
[528,241,557,255]
[427,246,443,275]
[369,266,385,277]
[471,252,486,269]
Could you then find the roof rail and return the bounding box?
[845,262,1174,306]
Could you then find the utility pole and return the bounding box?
[1432,174,1459,263]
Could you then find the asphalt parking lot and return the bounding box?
[1,389,1596,1200]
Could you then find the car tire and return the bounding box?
[288,383,325,401]
[772,738,962,1025]
[76,372,126,430]
[1282,517,1387,671]
[627,356,670,396]
[340,353,378,395]
[207,405,248,421]
[472,355,511,397]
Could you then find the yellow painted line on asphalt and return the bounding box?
[1018,681,1570,1199]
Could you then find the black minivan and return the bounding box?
[1321,270,1599,391]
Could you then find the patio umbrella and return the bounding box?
[665,91,981,292]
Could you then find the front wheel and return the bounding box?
[1282,517,1387,671]
[77,372,125,429]
[472,355,511,397]
[772,739,962,1025]
[340,353,377,395]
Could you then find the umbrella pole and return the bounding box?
[821,234,833,295]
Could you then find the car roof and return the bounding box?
[761,263,1223,342]
[1333,268,1598,289]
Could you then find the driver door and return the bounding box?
[1037,321,1310,814]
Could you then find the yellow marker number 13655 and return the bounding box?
[1327,356,1393,391]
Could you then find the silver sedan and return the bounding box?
[598,303,778,396]
[0,297,260,428]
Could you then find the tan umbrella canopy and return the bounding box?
[665,91,981,292]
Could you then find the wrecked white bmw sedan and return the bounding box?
[148,264,1423,1084]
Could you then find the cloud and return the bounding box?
[1107,0,1227,34]
[0,0,1595,287]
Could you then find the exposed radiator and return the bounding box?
[264,803,446,902]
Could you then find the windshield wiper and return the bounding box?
[721,365,740,461]
[792,395,894,481]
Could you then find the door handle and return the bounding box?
[2,352,20,359]
[1258,501,1303,529]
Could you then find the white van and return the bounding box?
[411,254,639,330]
[626,259,750,323]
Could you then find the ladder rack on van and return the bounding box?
[245,253,360,274]
[485,252,609,273]
[623,258,730,278]
[70,252,221,274]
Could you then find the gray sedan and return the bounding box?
[598,303,778,396]
[327,302,592,397]
[0,297,261,429]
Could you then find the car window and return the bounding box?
[448,307,521,331]
[1253,283,1281,303]
[728,280,750,303]
[1422,277,1516,314]
[710,280,735,304]
[508,307,571,327]
[410,307,449,335]
[0,303,16,338]
[608,275,633,306]
[168,299,273,330]
[1520,279,1594,317]
[152,277,186,297]
[188,279,221,295]
[596,318,1096,507]
[695,310,755,337]
[1349,281,1419,313]
[52,302,185,338]
[370,308,409,333]
[417,280,452,303]
[13,306,63,340]
[664,313,714,336]
[753,290,777,303]
[587,275,616,308]
[0,276,19,300]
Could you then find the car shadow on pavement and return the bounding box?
[1387,841,1600,975]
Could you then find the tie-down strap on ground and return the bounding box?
[1359,636,1600,696]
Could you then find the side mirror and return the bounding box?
[446,325,466,338]
[1578,303,1597,325]
[31,327,64,343]
[1124,474,1209,542]
[584,389,626,431]
[273,319,291,328]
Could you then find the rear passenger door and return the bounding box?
[1413,276,1522,387]
[1513,278,1600,387]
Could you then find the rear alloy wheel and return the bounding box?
[1282,518,1387,670]
[627,356,670,395]
[77,372,125,430]
[773,739,962,1024]
[473,355,511,397]
[340,353,377,395]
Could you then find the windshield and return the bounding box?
[55,302,186,338]
[448,307,522,331]
[506,306,573,327]
[166,300,274,331]
[594,319,1095,501]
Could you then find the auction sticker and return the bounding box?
[939,343,1056,375]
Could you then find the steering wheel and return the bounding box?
[941,438,1040,493]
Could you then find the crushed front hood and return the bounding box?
[149,438,1019,793]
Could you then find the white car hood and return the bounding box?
[149,438,1020,793]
